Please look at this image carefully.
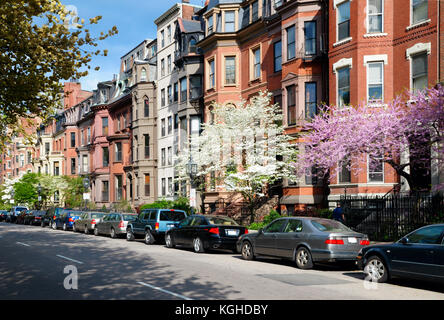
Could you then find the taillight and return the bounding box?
[118,221,124,228]
[155,222,159,230]
[325,238,344,245]
[244,229,249,234]
[208,227,219,235]
[68,218,73,222]
[360,239,370,245]
[53,216,56,220]
[91,219,96,225]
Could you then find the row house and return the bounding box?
[327,0,441,203]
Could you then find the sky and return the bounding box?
[61,0,205,91]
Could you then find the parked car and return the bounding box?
[165,215,248,253]
[26,210,47,226]
[237,217,370,269]
[7,206,28,223]
[94,213,138,238]
[0,210,9,221]
[73,211,106,234]
[15,210,31,224]
[357,224,444,283]
[41,207,65,227]
[126,209,187,244]
[52,209,82,231]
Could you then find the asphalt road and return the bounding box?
[1,222,444,300]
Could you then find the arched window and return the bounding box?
[144,98,149,117]
[189,37,197,53]
[140,68,147,82]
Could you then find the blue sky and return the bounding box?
[61,0,204,91]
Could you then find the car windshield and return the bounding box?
[159,211,186,221]
[310,219,352,232]
[91,213,105,218]
[207,216,239,226]
[123,214,137,221]
[16,207,27,212]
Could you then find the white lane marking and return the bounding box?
[137,281,193,300]
[16,242,30,247]
[56,254,84,265]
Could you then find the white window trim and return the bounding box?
[335,0,352,44]
[367,154,385,183]
[364,55,387,106]
[366,0,384,34]
[333,0,351,8]
[408,0,430,29]
[406,42,431,92]
[363,54,388,65]
[333,58,353,73]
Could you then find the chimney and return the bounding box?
[182,0,190,3]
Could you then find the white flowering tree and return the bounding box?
[175,91,298,223]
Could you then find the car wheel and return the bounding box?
[295,247,314,270]
[126,229,134,241]
[165,233,175,248]
[364,255,389,283]
[193,237,205,253]
[144,230,155,245]
[84,225,89,235]
[241,241,255,260]
[73,224,77,232]
[63,223,67,231]
[41,221,45,228]
[94,227,99,236]
[52,222,57,230]
[110,228,116,239]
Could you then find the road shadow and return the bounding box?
[0,223,242,300]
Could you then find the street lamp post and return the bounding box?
[37,183,42,209]
[83,177,90,210]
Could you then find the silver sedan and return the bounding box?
[237,217,370,269]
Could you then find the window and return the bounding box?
[82,155,88,173]
[45,142,50,155]
[160,30,165,48]
[168,177,173,195]
[412,0,428,25]
[338,157,351,183]
[189,38,197,53]
[252,48,261,79]
[161,148,166,166]
[115,175,123,201]
[167,55,171,74]
[87,127,91,144]
[161,89,165,107]
[180,77,187,102]
[144,134,150,158]
[411,52,428,92]
[283,219,303,233]
[207,15,214,34]
[368,154,384,182]
[102,117,108,136]
[140,68,147,82]
[167,25,171,44]
[144,99,149,117]
[251,1,259,22]
[102,181,109,202]
[264,219,286,233]
[305,82,317,118]
[337,1,350,41]
[161,178,166,196]
[103,147,109,167]
[367,62,383,103]
[168,147,172,166]
[70,132,76,148]
[161,59,165,77]
[225,10,235,32]
[305,166,318,185]
[287,26,296,60]
[168,85,172,104]
[225,56,236,85]
[304,21,316,55]
[189,76,202,99]
[161,118,165,137]
[208,59,215,89]
[168,116,172,135]
[174,82,179,102]
[274,40,282,72]
[368,0,383,33]
[115,142,122,162]
[144,174,150,197]
[287,85,296,126]
[337,66,350,107]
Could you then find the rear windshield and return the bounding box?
[207,216,239,226]
[311,219,352,232]
[15,207,27,212]
[159,211,186,221]
[123,214,137,221]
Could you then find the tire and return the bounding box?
[364,255,389,283]
[63,223,67,231]
[295,247,314,270]
[126,229,134,241]
[144,230,155,245]
[193,237,205,253]
[94,227,99,236]
[52,221,57,230]
[73,224,77,232]
[110,228,116,239]
[84,225,89,235]
[165,233,175,248]
[241,241,255,260]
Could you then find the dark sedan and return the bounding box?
[165,215,248,253]
[237,217,370,269]
[357,224,444,283]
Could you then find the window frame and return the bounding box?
[367,0,384,34]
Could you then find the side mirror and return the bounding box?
[258,228,263,234]
[400,237,409,245]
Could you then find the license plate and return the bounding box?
[226,229,239,236]
[167,224,175,230]
[348,237,357,243]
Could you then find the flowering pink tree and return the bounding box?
[296,85,444,192]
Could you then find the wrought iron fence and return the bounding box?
[341,192,444,242]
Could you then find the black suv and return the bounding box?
[126,209,187,244]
